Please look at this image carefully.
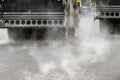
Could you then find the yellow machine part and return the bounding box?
[76,0,81,3]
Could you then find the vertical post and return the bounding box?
[0,0,5,18]
[65,0,74,39]
[65,0,71,39]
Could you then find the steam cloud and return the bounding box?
[0,10,119,80]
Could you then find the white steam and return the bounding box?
[0,29,9,44]
[20,15,111,80]
[0,15,116,80]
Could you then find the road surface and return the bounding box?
[0,16,120,80]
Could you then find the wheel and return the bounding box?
[99,19,114,36]
[7,28,47,41]
[8,28,32,40]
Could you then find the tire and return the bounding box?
[99,19,114,36]
[7,27,75,41]
[8,28,31,40]
[7,28,47,41]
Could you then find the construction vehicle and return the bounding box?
[0,0,80,40]
[95,0,120,35]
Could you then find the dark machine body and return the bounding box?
[95,0,120,34]
[0,0,80,40]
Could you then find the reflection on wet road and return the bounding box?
[0,16,120,80]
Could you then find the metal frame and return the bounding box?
[0,12,65,28]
